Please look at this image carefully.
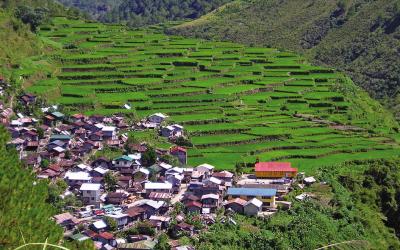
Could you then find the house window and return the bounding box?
[91,197,95,201]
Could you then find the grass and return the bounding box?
[25,16,400,174]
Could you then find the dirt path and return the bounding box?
[9,94,14,109]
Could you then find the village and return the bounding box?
[1,86,317,250]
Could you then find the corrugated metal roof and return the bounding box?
[227,187,276,197]
[255,162,297,172]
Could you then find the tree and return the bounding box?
[104,216,117,231]
[141,147,157,166]
[64,194,83,209]
[185,212,204,230]
[280,105,289,111]
[174,136,193,147]
[104,171,117,192]
[36,127,44,139]
[124,134,138,154]
[15,6,49,31]
[160,154,180,166]
[64,150,71,159]
[136,221,156,236]
[173,202,185,215]
[235,162,244,175]
[40,158,49,169]
[0,126,65,249]
[154,233,170,250]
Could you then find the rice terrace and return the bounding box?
[27,17,400,172]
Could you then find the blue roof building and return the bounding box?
[114,155,133,162]
[227,187,277,208]
[227,188,276,208]
[227,188,277,197]
[51,112,65,119]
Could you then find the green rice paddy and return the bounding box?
[28,17,400,172]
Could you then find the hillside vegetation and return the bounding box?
[0,0,80,65]
[57,0,122,19]
[28,17,400,174]
[1,2,400,248]
[169,0,400,117]
[58,0,232,27]
[0,10,42,65]
[16,13,400,249]
[194,159,400,249]
[0,3,92,249]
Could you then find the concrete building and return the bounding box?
[80,183,101,207]
[226,187,276,208]
[243,198,263,216]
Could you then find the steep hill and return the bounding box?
[0,0,81,65]
[169,0,400,117]
[0,3,399,246]
[58,0,232,27]
[22,16,400,248]
[0,9,42,65]
[0,3,91,249]
[56,0,122,19]
[31,17,400,172]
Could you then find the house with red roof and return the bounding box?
[255,162,298,178]
[96,231,116,247]
[185,201,202,214]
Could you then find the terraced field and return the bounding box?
[29,17,400,172]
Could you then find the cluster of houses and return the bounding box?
[6,107,129,172]
[0,91,312,249]
[51,157,300,249]
[2,93,188,175]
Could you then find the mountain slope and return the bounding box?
[56,0,122,19]
[29,16,400,248]
[0,3,91,249]
[169,0,400,117]
[58,0,232,27]
[0,9,43,65]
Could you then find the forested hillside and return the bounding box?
[170,0,400,117]
[57,0,121,19]
[58,0,232,27]
[194,159,400,249]
[0,2,90,249]
[0,9,42,65]
[0,0,65,64]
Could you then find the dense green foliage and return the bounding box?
[15,5,50,31]
[0,3,93,249]
[169,0,400,118]
[0,127,64,249]
[0,9,43,65]
[56,0,122,19]
[0,0,80,66]
[58,0,231,27]
[33,17,400,171]
[337,159,400,237]
[142,147,157,167]
[0,0,81,18]
[1,0,64,12]
[104,171,118,192]
[194,160,400,249]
